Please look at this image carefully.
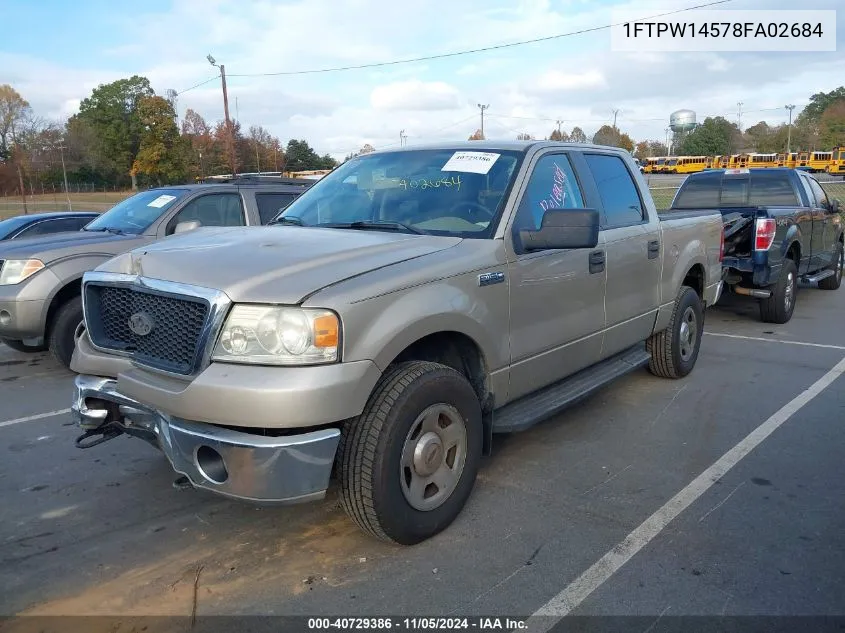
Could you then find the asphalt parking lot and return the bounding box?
[1,282,844,627]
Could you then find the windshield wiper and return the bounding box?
[84,227,128,235]
[268,215,304,226]
[318,221,424,235]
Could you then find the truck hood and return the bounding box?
[99,225,463,304]
[0,230,148,263]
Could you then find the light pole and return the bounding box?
[198,150,204,180]
[785,104,796,154]
[207,54,237,177]
[57,144,72,211]
[477,103,489,138]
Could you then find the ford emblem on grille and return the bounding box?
[127,312,155,337]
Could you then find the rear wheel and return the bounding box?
[0,338,46,353]
[646,285,703,379]
[818,242,843,290]
[48,296,83,368]
[759,259,797,324]
[337,361,483,545]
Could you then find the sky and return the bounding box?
[1,0,843,160]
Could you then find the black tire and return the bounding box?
[759,259,798,324]
[337,360,483,545]
[48,296,83,368]
[0,337,47,353]
[818,242,843,290]
[646,285,703,379]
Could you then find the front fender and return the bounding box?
[341,279,509,377]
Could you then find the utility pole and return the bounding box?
[664,127,671,156]
[477,103,490,138]
[207,54,237,177]
[58,145,72,210]
[400,129,405,147]
[785,104,796,154]
[737,101,744,132]
[612,109,620,130]
[255,140,261,174]
[198,151,204,180]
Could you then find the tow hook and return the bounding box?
[75,423,123,449]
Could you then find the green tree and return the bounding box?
[0,84,31,161]
[592,125,634,152]
[819,100,845,149]
[569,126,587,143]
[468,129,485,141]
[549,128,569,142]
[285,139,330,171]
[679,116,740,156]
[74,75,155,188]
[634,141,649,160]
[130,95,188,185]
[799,87,845,125]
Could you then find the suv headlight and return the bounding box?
[0,259,44,285]
[212,305,340,365]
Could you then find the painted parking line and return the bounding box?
[527,354,845,630]
[0,409,71,429]
[704,331,845,351]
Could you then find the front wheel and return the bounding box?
[759,259,797,324]
[818,242,843,290]
[646,285,703,379]
[337,361,483,545]
[48,296,83,368]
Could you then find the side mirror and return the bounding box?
[173,220,201,234]
[519,208,600,251]
[830,198,840,213]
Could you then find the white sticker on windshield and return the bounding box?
[441,151,500,175]
[146,194,177,208]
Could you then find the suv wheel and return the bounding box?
[337,361,483,545]
[760,259,798,324]
[646,285,703,379]
[48,296,83,369]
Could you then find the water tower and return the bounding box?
[669,109,696,154]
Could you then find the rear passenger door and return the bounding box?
[806,175,835,269]
[581,152,662,359]
[255,192,300,224]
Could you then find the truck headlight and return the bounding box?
[212,305,340,365]
[0,259,44,285]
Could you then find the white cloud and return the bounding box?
[533,69,606,92]
[370,80,464,111]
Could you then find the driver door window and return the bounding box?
[167,193,245,234]
[512,153,584,235]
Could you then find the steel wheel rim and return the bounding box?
[678,306,697,362]
[837,250,843,281]
[400,403,468,512]
[784,272,795,311]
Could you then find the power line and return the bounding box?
[225,0,734,78]
[176,74,220,95]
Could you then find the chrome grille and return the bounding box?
[84,282,210,375]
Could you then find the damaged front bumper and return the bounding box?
[71,374,341,504]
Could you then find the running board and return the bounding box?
[491,344,651,433]
[803,269,835,284]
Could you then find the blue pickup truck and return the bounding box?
[670,167,843,323]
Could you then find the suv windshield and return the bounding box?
[84,189,187,234]
[276,149,523,237]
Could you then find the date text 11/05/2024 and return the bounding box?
[307,617,528,630]
[623,21,824,38]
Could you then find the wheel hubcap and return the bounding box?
[784,272,795,311]
[400,403,467,512]
[837,251,843,281]
[679,306,697,362]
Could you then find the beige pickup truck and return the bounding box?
[70,142,724,545]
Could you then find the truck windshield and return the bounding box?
[275,149,523,237]
[84,189,187,234]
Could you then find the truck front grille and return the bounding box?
[84,283,211,375]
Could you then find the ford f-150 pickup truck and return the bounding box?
[670,167,843,323]
[0,176,311,367]
[70,141,724,544]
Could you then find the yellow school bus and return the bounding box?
[796,151,810,168]
[642,157,660,173]
[777,153,799,168]
[674,156,710,174]
[746,153,779,168]
[808,151,833,173]
[829,147,845,175]
[653,157,670,173]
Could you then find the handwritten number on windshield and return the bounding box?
[399,176,462,192]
